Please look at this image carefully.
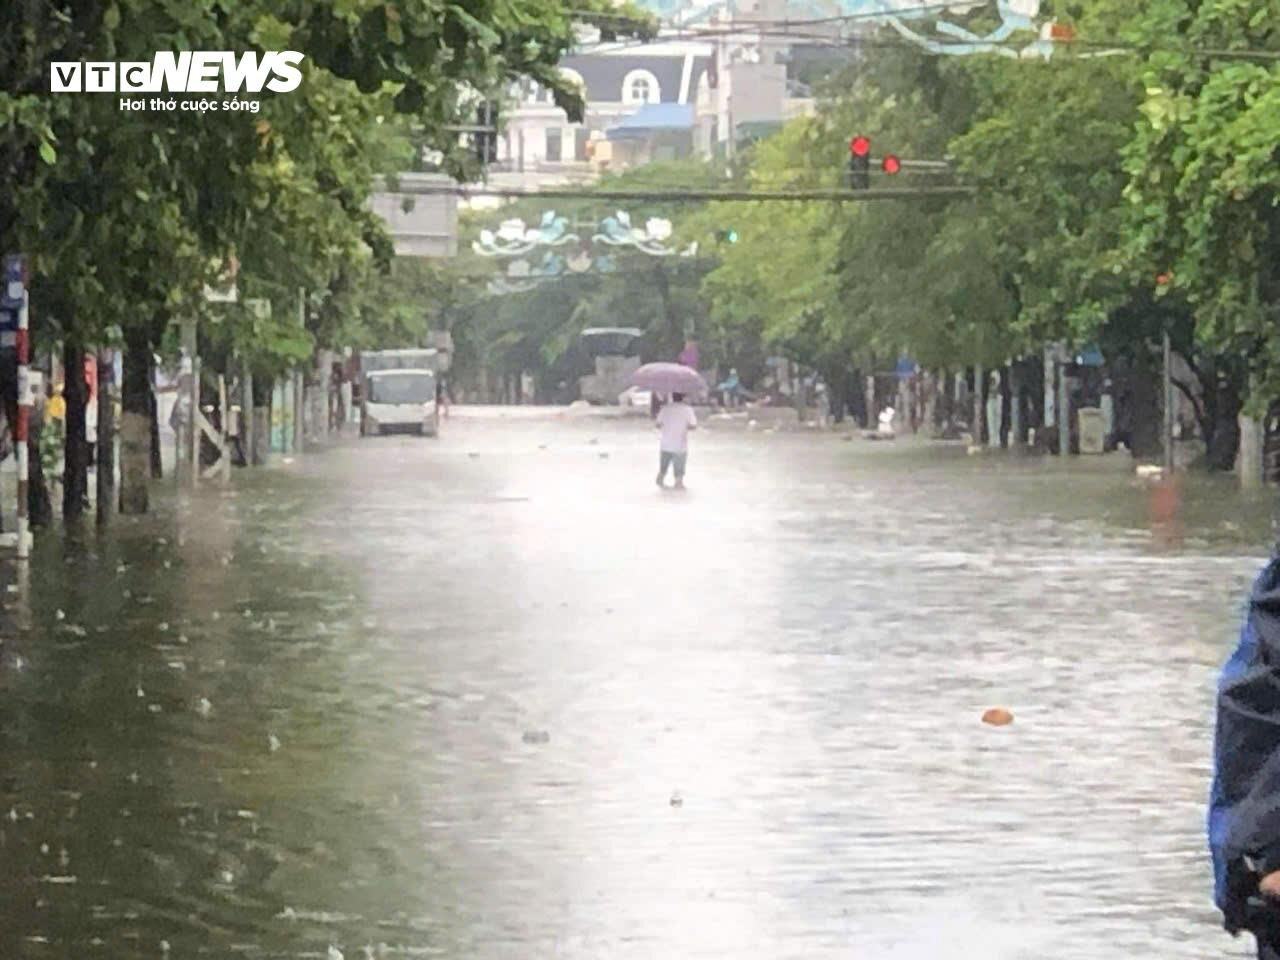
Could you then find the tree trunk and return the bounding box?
[252,374,270,465]
[63,343,90,519]
[96,348,115,524]
[120,328,152,514]
[27,413,53,528]
[148,350,163,479]
[1205,383,1243,472]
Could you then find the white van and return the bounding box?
[361,368,439,437]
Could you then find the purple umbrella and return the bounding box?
[630,362,709,398]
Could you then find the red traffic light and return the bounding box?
[850,136,871,158]
[881,154,901,175]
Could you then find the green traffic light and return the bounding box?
[727,229,738,243]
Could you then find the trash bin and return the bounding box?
[1078,406,1106,454]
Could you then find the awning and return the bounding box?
[606,104,695,141]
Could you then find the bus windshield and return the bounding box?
[368,372,434,405]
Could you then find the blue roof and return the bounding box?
[606,103,694,141]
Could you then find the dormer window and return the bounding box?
[622,69,660,105]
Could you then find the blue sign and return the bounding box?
[1,254,24,309]
[0,254,23,336]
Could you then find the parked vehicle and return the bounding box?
[617,385,653,411]
[358,349,444,437]
[361,368,439,436]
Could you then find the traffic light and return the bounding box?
[715,228,739,244]
[881,154,901,175]
[848,135,870,190]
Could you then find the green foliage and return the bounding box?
[1122,0,1280,400]
[0,0,656,366]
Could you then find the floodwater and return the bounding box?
[1,407,1275,959]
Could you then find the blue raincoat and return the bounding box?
[1210,556,1280,951]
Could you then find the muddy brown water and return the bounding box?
[0,409,1274,959]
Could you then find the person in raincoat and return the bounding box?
[1211,555,1280,958]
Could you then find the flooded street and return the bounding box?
[0,408,1274,959]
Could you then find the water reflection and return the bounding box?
[0,416,1271,958]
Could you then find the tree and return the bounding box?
[1122,0,1280,467]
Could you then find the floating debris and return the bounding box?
[981,707,1014,727]
[195,697,213,718]
[55,609,65,621]
[268,734,282,753]
[328,946,345,960]
[522,730,550,745]
[669,792,684,808]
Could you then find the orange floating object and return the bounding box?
[982,707,1014,727]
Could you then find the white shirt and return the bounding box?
[657,402,697,453]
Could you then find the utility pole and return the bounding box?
[241,357,254,466]
[293,288,305,455]
[181,317,199,489]
[1163,329,1175,473]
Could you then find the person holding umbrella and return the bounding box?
[628,362,708,490]
[655,391,696,489]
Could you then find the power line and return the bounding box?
[402,184,975,202]
[574,13,1280,62]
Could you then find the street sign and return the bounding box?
[370,173,459,257]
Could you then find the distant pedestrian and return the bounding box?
[678,339,699,370]
[436,376,451,420]
[655,390,696,490]
[717,368,741,408]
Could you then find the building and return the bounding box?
[468,0,860,201]
[489,39,715,191]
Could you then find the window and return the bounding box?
[622,69,660,105]
[545,127,562,162]
[574,128,589,161]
